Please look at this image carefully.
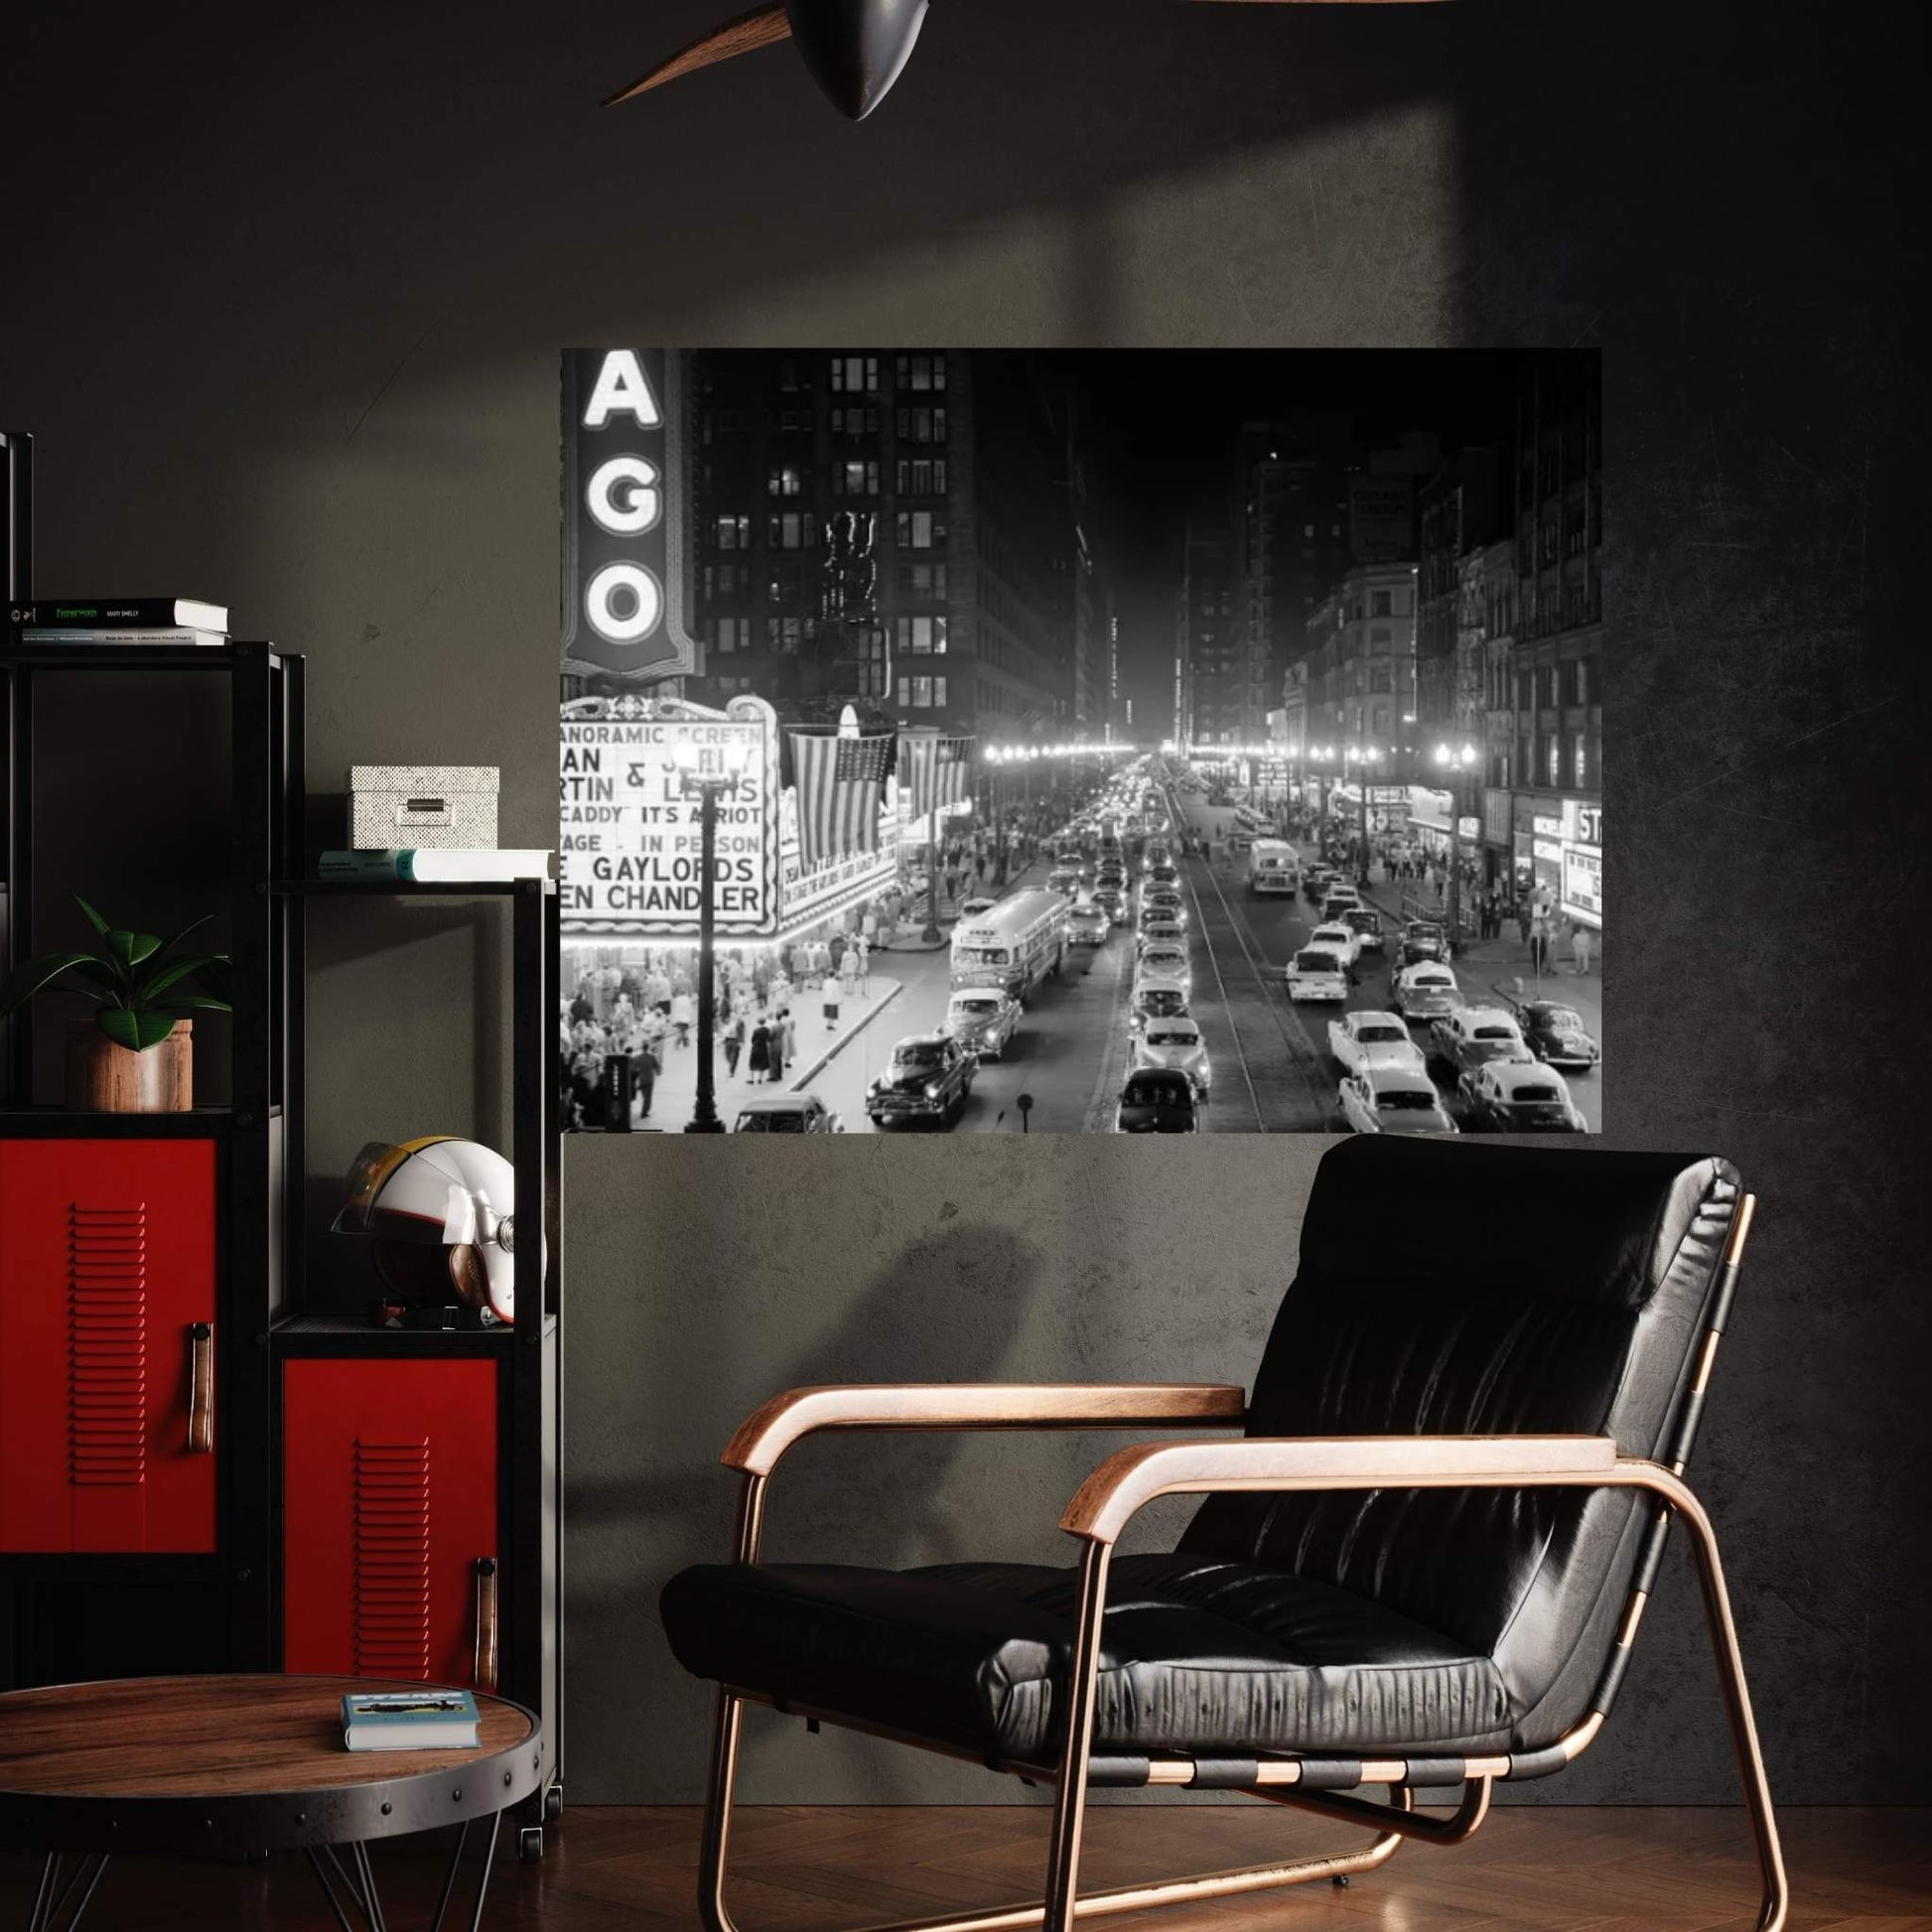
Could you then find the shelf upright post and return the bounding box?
[226,641,279,1669]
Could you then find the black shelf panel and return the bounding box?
[0,1106,240,1138]
[271,1311,518,1353]
[271,878,555,897]
[0,642,294,671]
[0,1553,234,1583]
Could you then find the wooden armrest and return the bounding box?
[1061,1433,1621,1543]
[722,1382,1248,1476]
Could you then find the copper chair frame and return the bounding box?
[693,1198,1785,1932]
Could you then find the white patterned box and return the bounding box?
[349,766,498,849]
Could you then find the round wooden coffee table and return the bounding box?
[0,1675,542,1930]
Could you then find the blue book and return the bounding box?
[342,1689,480,1752]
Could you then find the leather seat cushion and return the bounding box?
[660,1553,1512,1762]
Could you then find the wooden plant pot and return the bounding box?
[65,1017,194,1114]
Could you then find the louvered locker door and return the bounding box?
[281,1359,498,1687]
[0,1139,217,1554]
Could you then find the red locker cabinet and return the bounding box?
[282,1359,499,1689]
[0,1139,218,1554]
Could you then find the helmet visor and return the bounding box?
[331,1138,483,1246]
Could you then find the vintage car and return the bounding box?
[1115,1066,1201,1133]
[1128,976,1190,1034]
[941,987,1022,1060]
[1309,920,1362,968]
[867,1033,977,1129]
[1136,916,1187,958]
[1045,867,1082,898]
[1339,1065,1459,1136]
[1327,1009,1428,1079]
[732,1092,844,1133]
[1460,1060,1589,1133]
[1517,999,1601,1070]
[1426,1006,1534,1081]
[957,896,999,923]
[1066,899,1111,945]
[1391,961,1463,1021]
[1399,919,1452,966]
[1303,863,1336,901]
[1134,1015,1211,1094]
[1342,904,1385,952]
[1135,943,1192,998]
[1093,884,1129,925]
[1285,945,1350,1004]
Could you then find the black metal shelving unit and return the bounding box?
[0,639,301,1686]
[1,641,564,1855]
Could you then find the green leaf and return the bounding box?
[137,954,226,1001]
[68,957,129,997]
[72,896,112,941]
[144,914,213,975]
[0,952,102,1020]
[95,1007,184,1051]
[108,929,164,970]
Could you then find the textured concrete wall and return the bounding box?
[3,0,1927,1810]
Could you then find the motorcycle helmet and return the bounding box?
[333,1136,520,1323]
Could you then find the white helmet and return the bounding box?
[333,1136,519,1323]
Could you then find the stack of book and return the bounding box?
[8,597,228,647]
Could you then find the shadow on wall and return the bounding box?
[565,1213,1047,1800]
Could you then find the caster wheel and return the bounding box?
[543,1783,563,1823]
[518,1827,544,1865]
[1331,1874,1350,1888]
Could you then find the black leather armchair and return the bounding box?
[661,1139,1786,1931]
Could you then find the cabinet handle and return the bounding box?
[474,1557,499,1692]
[186,1322,213,1453]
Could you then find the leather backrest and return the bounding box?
[1179,1137,1741,1748]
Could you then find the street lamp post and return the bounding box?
[1433,741,1479,941]
[674,733,753,1134]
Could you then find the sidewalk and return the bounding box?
[1347,868,1604,1035]
[621,973,906,1130]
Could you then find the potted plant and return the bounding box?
[0,897,231,1112]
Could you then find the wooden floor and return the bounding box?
[2,1805,1926,1928]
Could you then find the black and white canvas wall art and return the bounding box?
[559,348,1603,1136]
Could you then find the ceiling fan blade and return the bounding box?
[602,2,793,107]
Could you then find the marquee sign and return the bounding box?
[559,695,781,937]
[560,348,702,682]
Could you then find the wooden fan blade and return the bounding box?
[603,2,792,106]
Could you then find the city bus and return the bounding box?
[1247,838,1301,896]
[949,890,1069,1003]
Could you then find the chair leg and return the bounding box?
[1674,1491,1790,1932]
[698,1686,747,1932]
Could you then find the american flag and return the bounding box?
[900,732,975,819]
[788,731,893,869]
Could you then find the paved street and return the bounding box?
[715,773,1603,1135]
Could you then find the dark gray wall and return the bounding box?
[4,0,1927,1808]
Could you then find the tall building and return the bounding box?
[1487,356,1602,927]
[682,350,1087,749]
[1415,449,1502,754]
[1178,515,1257,747]
[1301,562,1419,770]
[1236,418,1351,705]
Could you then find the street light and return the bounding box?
[673,730,755,1134]
[1432,740,1480,939]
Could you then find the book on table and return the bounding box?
[342,1689,481,1752]
[318,849,554,883]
